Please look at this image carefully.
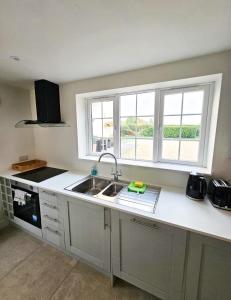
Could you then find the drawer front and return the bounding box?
[42,214,62,230]
[40,190,58,205]
[43,225,65,248]
[41,204,60,222]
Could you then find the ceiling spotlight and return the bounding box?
[10,56,20,62]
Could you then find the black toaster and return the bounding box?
[207,179,231,210]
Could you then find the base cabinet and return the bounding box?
[61,195,111,273]
[185,233,231,300]
[111,211,187,300]
[40,189,65,249]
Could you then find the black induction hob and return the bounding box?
[13,167,67,183]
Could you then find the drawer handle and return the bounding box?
[42,203,57,210]
[42,191,56,197]
[43,215,59,223]
[44,226,60,235]
[131,218,159,229]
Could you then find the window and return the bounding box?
[87,82,213,167]
[159,85,209,165]
[88,98,114,154]
[120,92,155,161]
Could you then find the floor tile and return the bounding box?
[0,243,77,300]
[52,262,157,300]
[0,226,42,280]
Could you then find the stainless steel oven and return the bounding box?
[11,180,41,229]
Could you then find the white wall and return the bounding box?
[33,50,231,187]
[0,83,35,223]
[0,83,35,171]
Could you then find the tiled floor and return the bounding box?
[0,226,158,300]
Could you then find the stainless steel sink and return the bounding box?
[71,177,111,196]
[65,175,160,214]
[102,183,124,197]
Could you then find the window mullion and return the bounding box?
[178,92,184,160]
[156,89,164,162]
[113,96,120,158]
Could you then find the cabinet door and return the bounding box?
[111,211,187,300]
[62,196,111,273]
[185,233,231,300]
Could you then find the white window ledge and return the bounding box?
[79,155,212,175]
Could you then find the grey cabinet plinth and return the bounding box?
[61,195,111,273]
[111,210,187,300]
[185,233,231,300]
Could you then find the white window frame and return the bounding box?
[157,84,212,167]
[84,78,218,170]
[118,90,156,162]
[87,96,116,157]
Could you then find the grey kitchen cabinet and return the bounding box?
[111,210,187,300]
[39,189,65,249]
[60,195,111,273]
[185,233,231,300]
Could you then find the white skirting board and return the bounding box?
[13,217,43,238]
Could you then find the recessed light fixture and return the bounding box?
[10,55,20,62]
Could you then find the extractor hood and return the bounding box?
[15,79,69,128]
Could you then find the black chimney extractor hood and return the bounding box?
[15,79,69,128]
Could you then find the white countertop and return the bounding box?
[2,169,231,243]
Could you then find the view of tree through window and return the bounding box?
[161,89,204,162]
[120,92,155,161]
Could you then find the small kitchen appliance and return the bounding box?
[186,172,207,200]
[207,179,231,210]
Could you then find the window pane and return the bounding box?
[103,101,113,118]
[120,117,136,137]
[164,93,182,115]
[162,140,179,160]
[137,92,155,116]
[121,138,135,159]
[181,115,201,139]
[92,138,114,153]
[180,141,199,161]
[92,119,102,137]
[92,102,101,118]
[163,116,180,138]
[102,138,114,153]
[92,138,103,153]
[136,139,153,160]
[103,119,113,138]
[120,94,136,116]
[183,91,204,114]
[137,117,154,137]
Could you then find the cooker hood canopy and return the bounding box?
[15,79,69,128]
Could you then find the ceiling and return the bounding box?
[0,0,231,88]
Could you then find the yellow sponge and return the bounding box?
[134,181,144,188]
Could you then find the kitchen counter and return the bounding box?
[1,169,231,243]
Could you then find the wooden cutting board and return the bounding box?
[12,159,47,172]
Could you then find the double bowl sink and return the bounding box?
[65,176,160,213]
[66,176,124,199]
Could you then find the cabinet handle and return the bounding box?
[131,217,159,229]
[42,190,56,197]
[43,214,59,223]
[104,208,111,230]
[44,226,60,235]
[42,203,57,210]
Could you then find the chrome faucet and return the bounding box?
[98,152,122,182]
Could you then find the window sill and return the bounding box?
[79,155,212,175]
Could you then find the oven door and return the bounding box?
[13,189,41,229]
